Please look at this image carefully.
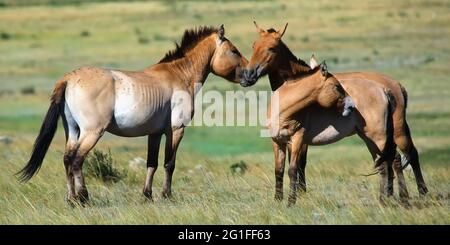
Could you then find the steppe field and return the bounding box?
[0,0,449,224]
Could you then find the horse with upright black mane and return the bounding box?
[18,25,248,204]
[242,22,427,205]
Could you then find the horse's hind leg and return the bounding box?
[394,122,428,195]
[393,152,410,202]
[71,129,104,203]
[162,127,184,199]
[61,103,79,202]
[358,132,395,202]
[143,133,162,201]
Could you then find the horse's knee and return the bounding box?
[164,161,175,173]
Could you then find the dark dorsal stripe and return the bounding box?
[159,26,218,63]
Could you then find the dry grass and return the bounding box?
[0,0,449,224]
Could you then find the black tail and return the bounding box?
[374,89,397,169]
[400,84,408,109]
[17,81,66,182]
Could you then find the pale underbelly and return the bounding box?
[304,124,357,145]
[302,107,360,145]
[106,105,171,137]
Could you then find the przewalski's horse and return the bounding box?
[242,22,427,205]
[18,25,248,204]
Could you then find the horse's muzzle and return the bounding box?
[241,67,259,87]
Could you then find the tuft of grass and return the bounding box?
[398,11,408,17]
[80,30,90,37]
[20,86,35,95]
[84,149,125,183]
[137,36,149,44]
[230,160,248,175]
[423,55,435,64]
[1,31,11,40]
[153,33,168,41]
[133,27,149,44]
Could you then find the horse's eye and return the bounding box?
[231,49,240,56]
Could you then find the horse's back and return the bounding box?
[300,77,390,145]
[336,71,408,138]
[336,75,392,141]
[336,71,406,110]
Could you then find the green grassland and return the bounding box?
[0,0,449,224]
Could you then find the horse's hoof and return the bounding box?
[143,191,154,202]
[66,195,89,207]
[399,198,412,209]
[77,189,90,205]
[378,196,388,207]
[274,193,283,202]
[66,197,78,208]
[287,197,296,207]
[419,186,429,196]
[287,201,296,208]
[161,191,173,200]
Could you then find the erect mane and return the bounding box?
[159,26,218,63]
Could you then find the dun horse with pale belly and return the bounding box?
[18,25,248,204]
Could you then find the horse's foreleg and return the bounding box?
[272,140,286,201]
[298,144,308,193]
[143,134,162,201]
[162,127,184,199]
[287,130,304,206]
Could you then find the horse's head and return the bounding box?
[241,21,288,87]
[210,25,249,84]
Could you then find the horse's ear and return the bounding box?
[320,61,328,77]
[310,53,319,69]
[253,20,264,34]
[276,22,288,39]
[218,24,225,40]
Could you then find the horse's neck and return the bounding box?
[149,37,216,94]
[276,71,326,121]
[268,47,311,91]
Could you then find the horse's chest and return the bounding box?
[269,118,302,142]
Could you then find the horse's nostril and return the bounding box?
[245,69,253,80]
[249,69,256,79]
